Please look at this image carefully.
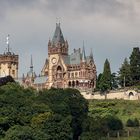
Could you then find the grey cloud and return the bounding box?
[44,0,135,18]
[0,0,39,18]
[0,0,137,18]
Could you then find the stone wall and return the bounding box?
[81,90,140,100]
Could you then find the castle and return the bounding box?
[1,24,140,100]
[0,35,18,79]
[0,23,97,92]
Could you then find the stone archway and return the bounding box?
[125,90,139,100]
[129,92,134,96]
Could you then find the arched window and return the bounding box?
[68,81,71,87]
[72,81,75,87]
[56,66,62,79]
[76,80,79,86]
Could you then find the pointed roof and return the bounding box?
[27,55,36,78]
[90,48,94,62]
[52,23,65,45]
[5,34,14,55]
[30,55,33,72]
[82,42,86,62]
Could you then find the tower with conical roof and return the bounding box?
[48,23,68,56]
[0,35,18,79]
[47,23,69,87]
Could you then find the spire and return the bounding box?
[30,55,33,72]
[5,34,12,55]
[52,22,65,45]
[82,41,86,62]
[90,48,94,61]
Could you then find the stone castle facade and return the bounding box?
[0,35,18,79]
[23,23,97,90]
[41,23,97,90]
[0,24,96,91]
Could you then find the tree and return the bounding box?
[126,119,134,127]
[111,73,118,89]
[99,59,112,93]
[4,125,36,140]
[133,118,139,127]
[36,88,88,140]
[107,116,123,130]
[118,58,132,87]
[96,73,102,90]
[130,47,140,85]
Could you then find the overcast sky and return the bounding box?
[0,0,140,77]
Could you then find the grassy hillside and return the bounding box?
[88,100,140,139]
[89,100,140,124]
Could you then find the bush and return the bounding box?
[107,116,123,130]
[126,119,134,127]
[133,118,139,127]
[126,118,140,127]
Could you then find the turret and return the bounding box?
[0,35,18,79]
[48,23,68,55]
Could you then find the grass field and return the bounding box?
[88,99,140,140]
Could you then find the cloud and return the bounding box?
[0,0,138,19]
[43,0,137,19]
[0,0,140,76]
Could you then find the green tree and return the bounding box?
[4,125,35,140]
[130,47,140,85]
[96,73,102,90]
[133,118,139,127]
[111,73,118,89]
[118,58,132,87]
[99,59,112,93]
[36,88,88,140]
[106,116,123,130]
[126,119,134,127]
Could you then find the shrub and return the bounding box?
[107,116,123,130]
[133,118,139,127]
[126,118,140,127]
[126,119,134,127]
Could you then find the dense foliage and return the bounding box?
[0,83,140,140]
[98,59,112,93]
[97,59,118,92]
[118,58,132,87]
[0,83,88,140]
[130,47,140,85]
[118,47,140,87]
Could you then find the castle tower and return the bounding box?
[48,23,68,56]
[47,23,68,87]
[0,35,18,79]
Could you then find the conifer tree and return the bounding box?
[99,59,111,92]
[130,47,140,85]
[118,58,132,87]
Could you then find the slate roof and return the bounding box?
[69,50,81,64]
[52,23,65,45]
[34,76,48,84]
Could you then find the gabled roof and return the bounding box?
[52,23,65,45]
